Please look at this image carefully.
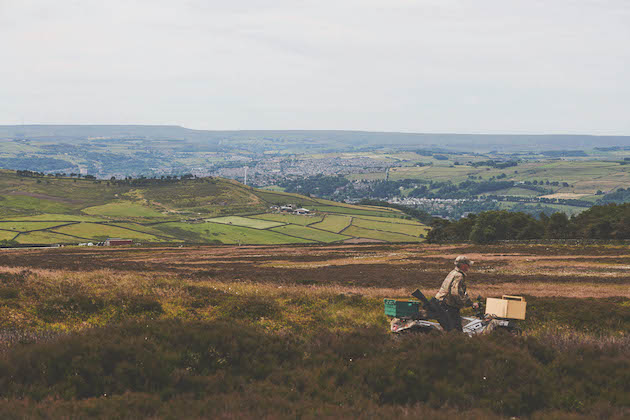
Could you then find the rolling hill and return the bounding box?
[2,125,629,151]
[0,170,428,245]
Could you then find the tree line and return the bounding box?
[427,203,630,243]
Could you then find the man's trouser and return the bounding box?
[438,301,463,332]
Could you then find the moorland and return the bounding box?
[0,242,628,418]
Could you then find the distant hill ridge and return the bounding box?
[1,125,628,150]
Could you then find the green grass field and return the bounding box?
[14,230,79,244]
[351,214,424,225]
[107,222,179,238]
[0,194,73,215]
[155,222,314,244]
[0,230,18,241]
[0,213,106,222]
[249,213,324,226]
[342,225,423,242]
[53,223,163,242]
[254,189,320,206]
[82,202,166,218]
[204,216,284,229]
[351,217,428,237]
[0,221,74,232]
[270,224,350,243]
[308,205,398,217]
[308,214,352,233]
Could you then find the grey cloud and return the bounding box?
[1,0,629,134]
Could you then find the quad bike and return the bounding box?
[388,289,523,337]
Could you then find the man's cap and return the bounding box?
[454,255,473,266]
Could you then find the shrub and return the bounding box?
[37,295,106,322]
[217,294,279,321]
[0,320,300,400]
[123,295,163,315]
[0,287,20,299]
[185,285,228,308]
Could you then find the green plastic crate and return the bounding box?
[384,299,420,318]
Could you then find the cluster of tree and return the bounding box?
[484,195,591,208]
[16,170,98,179]
[279,174,349,197]
[427,203,630,243]
[0,239,18,248]
[408,179,519,199]
[280,174,572,203]
[470,160,518,169]
[108,174,198,186]
[15,170,46,177]
[598,187,630,204]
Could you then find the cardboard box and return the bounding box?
[485,295,527,320]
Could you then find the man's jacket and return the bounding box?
[435,267,473,309]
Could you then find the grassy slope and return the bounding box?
[205,216,284,229]
[155,222,314,244]
[352,217,428,236]
[309,214,353,233]
[82,202,166,218]
[0,230,18,241]
[351,214,424,224]
[385,160,630,195]
[249,213,324,226]
[53,223,164,242]
[0,221,73,231]
[270,224,350,243]
[342,225,424,242]
[15,230,81,244]
[0,171,425,245]
[0,214,106,222]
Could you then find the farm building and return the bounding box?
[280,204,297,212]
[105,238,133,246]
[293,208,310,215]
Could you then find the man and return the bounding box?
[435,255,479,332]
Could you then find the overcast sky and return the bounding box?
[1,0,629,134]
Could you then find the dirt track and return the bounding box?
[1,243,629,298]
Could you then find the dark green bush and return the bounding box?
[217,294,279,321]
[0,287,20,299]
[185,285,228,308]
[0,320,300,400]
[123,295,163,315]
[37,295,106,322]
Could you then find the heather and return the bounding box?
[0,243,628,418]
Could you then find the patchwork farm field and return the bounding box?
[0,171,427,245]
[0,243,628,418]
[0,209,427,245]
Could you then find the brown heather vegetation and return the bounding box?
[0,243,629,418]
